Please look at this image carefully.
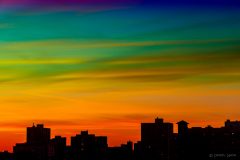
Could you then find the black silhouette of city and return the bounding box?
[1,117,240,160]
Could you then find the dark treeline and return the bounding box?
[1,117,240,160]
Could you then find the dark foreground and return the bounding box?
[1,118,240,160]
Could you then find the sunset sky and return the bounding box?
[0,0,240,151]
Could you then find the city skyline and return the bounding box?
[1,117,239,152]
[1,117,240,160]
[1,0,240,153]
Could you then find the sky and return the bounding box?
[0,0,240,151]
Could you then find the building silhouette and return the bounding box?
[135,118,240,160]
[3,118,239,160]
[176,120,189,160]
[0,151,13,160]
[70,130,108,160]
[176,119,240,160]
[13,124,51,160]
[135,118,174,160]
[13,124,67,160]
[48,136,66,160]
[108,141,133,160]
[27,124,51,145]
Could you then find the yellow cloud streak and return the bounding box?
[0,59,84,65]
[1,38,238,50]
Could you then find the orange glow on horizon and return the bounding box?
[0,115,238,152]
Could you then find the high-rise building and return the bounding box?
[176,121,189,160]
[140,117,174,160]
[14,124,51,160]
[27,124,51,145]
[71,131,108,160]
[177,121,188,137]
[176,120,240,160]
[48,136,66,160]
